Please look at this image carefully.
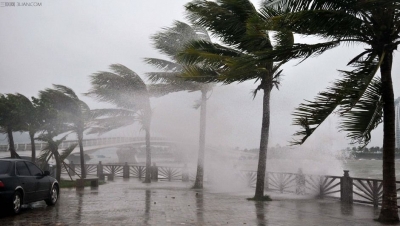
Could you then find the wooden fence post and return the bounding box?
[340,170,353,204]
[69,161,75,176]
[264,172,269,191]
[97,161,104,180]
[373,180,379,207]
[138,166,143,180]
[182,164,189,182]
[295,168,306,195]
[123,162,130,178]
[151,163,158,182]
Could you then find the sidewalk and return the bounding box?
[0,178,394,226]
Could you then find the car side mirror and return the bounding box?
[43,171,50,176]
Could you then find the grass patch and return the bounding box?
[247,195,272,201]
[59,180,106,188]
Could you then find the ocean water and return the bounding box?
[342,159,400,180]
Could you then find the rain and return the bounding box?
[1,0,400,224]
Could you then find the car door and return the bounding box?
[25,161,50,201]
[15,161,37,203]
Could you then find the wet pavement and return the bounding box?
[0,178,395,225]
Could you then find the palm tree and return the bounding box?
[0,94,31,159]
[39,85,93,178]
[180,0,293,198]
[87,64,153,183]
[145,21,214,189]
[14,94,42,163]
[262,0,400,222]
[33,92,76,182]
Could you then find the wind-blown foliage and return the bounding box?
[40,85,94,178]
[264,0,400,222]
[34,89,76,182]
[0,93,36,158]
[180,0,294,198]
[145,21,214,189]
[87,64,153,183]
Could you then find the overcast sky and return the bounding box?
[1,0,399,151]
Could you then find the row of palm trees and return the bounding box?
[0,86,91,182]
[169,0,400,223]
[2,0,399,222]
[1,22,213,189]
[86,0,400,221]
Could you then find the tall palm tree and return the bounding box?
[180,0,293,199]
[145,21,214,189]
[87,64,153,183]
[14,94,42,163]
[39,85,93,178]
[262,0,400,222]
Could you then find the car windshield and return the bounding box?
[0,161,11,174]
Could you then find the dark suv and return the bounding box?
[0,159,59,214]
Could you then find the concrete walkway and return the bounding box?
[0,178,396,225]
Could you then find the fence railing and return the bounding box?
[58,162,400,208]
[0,137,167,152]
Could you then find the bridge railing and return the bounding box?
[0,136,168,152]
[59,162,400,208]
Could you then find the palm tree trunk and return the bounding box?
[29,131,36,163]
[193,90,207,189]
[144,127,152,183]
[254,80,273,199]
[378,52,399,222]
[7,127,17,158]
[49,142,61,182]
[78,131,86,179]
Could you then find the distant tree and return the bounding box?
[87,64,153,183]
[145,21,214,189]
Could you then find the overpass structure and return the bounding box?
[0,136,258,163]
[0,137,173,159]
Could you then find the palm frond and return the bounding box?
[185,0,272,52]
[177,39,241,66]
[264,0,397,13]
[87,64,148,110]
[144,58,183,72]
[340,78,383,145]
[147,83,202,98]
[90,108,137,118]
[258,41,341,63]
[150,20,211,59]
[60,143,78,161]
[291,53,382,145]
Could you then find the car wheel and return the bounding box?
[12,191,22,214]
[45,185,59,206]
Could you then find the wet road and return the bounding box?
[0,178,393,225]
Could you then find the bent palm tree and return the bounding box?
[180,0,293,198]
[40,85,93,178]
[0,94,31,159]
[13,94,42,163]
[87,64,153,183]
[263,0,400,222]
[34,91,76,182]
[145,21,214,189]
